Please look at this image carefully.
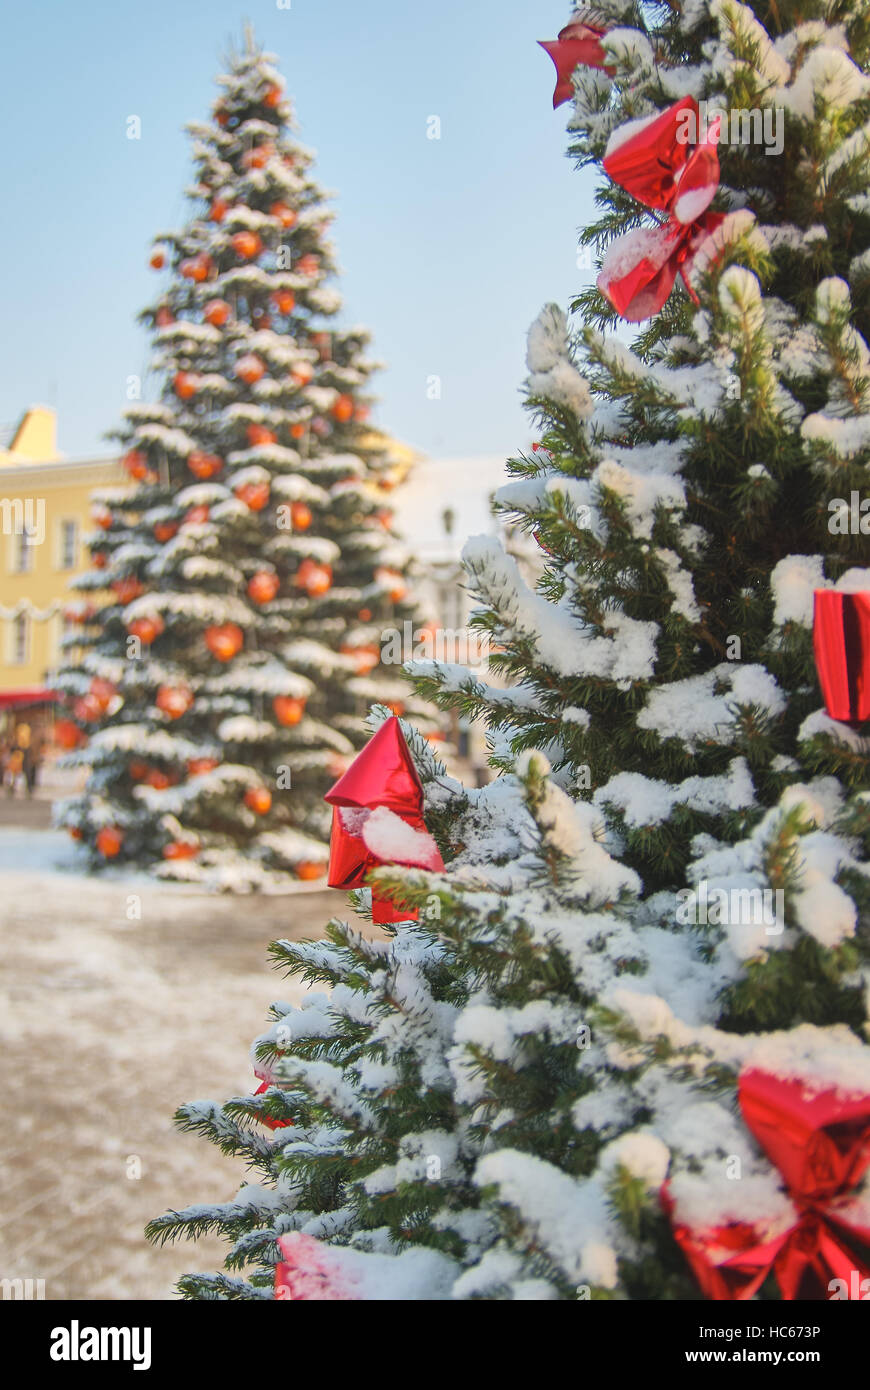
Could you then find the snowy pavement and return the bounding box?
[0,828,354,1300]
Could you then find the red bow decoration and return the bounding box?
[813,590,870,725]
[538,14,614,107]
[597,96,725,322]
[275,1233,358,1301]
[664,1068,870,1300]
[324,716,444,924]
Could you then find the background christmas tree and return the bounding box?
[148,1,870,1298]
[54,34,431,889]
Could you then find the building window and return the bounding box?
[60,520,78,571]
[11,613,29,665]
[14,530,34,573]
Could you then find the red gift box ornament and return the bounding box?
[813,589,870,725]
[324,716,444,924]
[664,1067,870,1300]
[597,96,725,322]
[538,13,614,108]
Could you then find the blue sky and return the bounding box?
[0,0,597,461]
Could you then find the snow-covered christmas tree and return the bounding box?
[54,34,430,889]
[148,2,870,1298]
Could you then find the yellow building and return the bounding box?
[0,407,123,712]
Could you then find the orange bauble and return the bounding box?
[290,361,314,386]
[149,249,165,270]
[246,423,276,446]
[153,521,178,543]
[127,614,164,645]
[181,253,212,282]
[96,827,124,858]
[263,84,283,108]
[236,354,266,385]
[184,504,210,526]
[248,571,280,604]
[296,254,319,276]
[332,394,354,423]
[295,559,332,597]
[272,695,306,726]
[289,501,312,530]
[129,760,149,781]
[111,577,144,605]
[68,826,84,841]
[187,451,223,480]
[163,840,200,860]
[209,198,229,222]
[89,677,117,710]
[385,700,404,716]
[73,694,103,723]
[173,372,198,400]
[272,290,295,315]
[187,757,219,776]
[290,422,307,439]
[215,106,229,126]
[375,509,393,529]
[123,449,147,479]
[244,786,272,814]
[143,768,172,790]
[341,643,380,675]
[354,404,371,422]
[243,144,274,170]
[92,552,107,570]
[205,623,244,661]
[296,861,326,881]
[92,505,112,530]
[270,200,296,228]
[231,230,263,259]
[54,719,84,750]
[156,684,194,719]
[376,567,407,603]
[235,481,270,511]
[204,298,231,327]
[357,607,372,622]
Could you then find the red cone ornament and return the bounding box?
[813,590,870,724]
[324,716,444,924]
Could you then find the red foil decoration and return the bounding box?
[664,1068,870,1300]
[538,16,613,108]
[253,1079,293,1131]
[597,97,724,322]
[324,716,444,924]
[813,590,870,724]
[275,1233,358,1301]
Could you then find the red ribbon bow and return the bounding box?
[664,1068,870,1300]
[324,716,444,924]
[813,589,870,725]
[597,96,725,322]
[538,15,614,108]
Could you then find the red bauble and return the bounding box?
[231,230,263,259]
[111,577,144,605]
[96,826,124,858]
[187,451,223,480]
[129,760,149,781]
[375,567,407,603]
[181,253,212,282]
[246,423,276,446]
[236,354,266,385]
[156,684,194,719]
[187,757,219,776]
[295,559,332,597]
[73,694,103,723]
[91,552,107,569]
[163,840,199,860]
[205,623,244,661]
[296,254,319,277]
[341,643,380,676]
[273,695,306,726]
[149,249,165,270]
[184,504,210,526]
[235,480,270,511]
[173,371,198,400]
[92,505,112,530]
[332,394,354,423]
[89,677,117,711]
[272,290,295,315]
[289,501,312,530]
[127,614,164,645]
[296,860,326,881]
[270,201,297,228]
[244,786,272,814]
[263,84,283,109]
[290,422,307,439]
[209,198,229,222]
[155,305,174,327]
[813,589,870,724]
[290,361,314,386]
[248,571,280,604]
[68,826,83,841]
[123,449,147,479]
[54,719,84,750]
[153,521,178,543]
[204,298,231,327]
[242,144,273,170]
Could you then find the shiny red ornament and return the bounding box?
[156,683,194,719]
[273,695,306,726]
[248,570,280,604]
[54,718,84,749]
[270,200,297,228]
[163,840,199,860]
[244,786,272,815]
[296,254,319,277]
[153,520,178,543]
[254,1079,294,1130]
[205,623,244,662]
[813,590,870,725]
[235,480,270,511]
[324,716,444,924]
[111,576,144,605]
[294,558,332,597]
[272,290,295,315]
[231,230,263,260]
[204,298,231,327]
[663,1067,870,1300]
[187,451,223,480]
[96,826,124,858]
[236,354,266,385]
[597,97,724,322]
[173,371,198,400]
[538,15,614,108]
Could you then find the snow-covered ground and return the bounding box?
[0,828,349,1300]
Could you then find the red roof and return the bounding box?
[0,687,57,710]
